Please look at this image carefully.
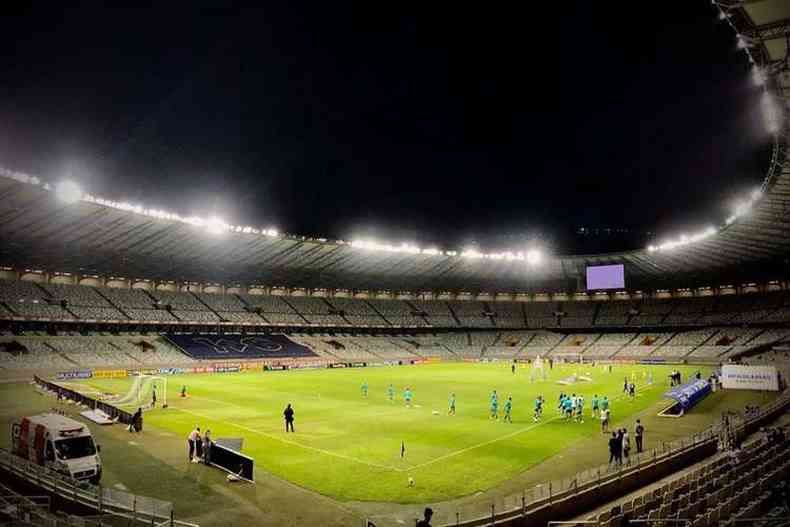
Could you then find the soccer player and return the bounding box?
[404,387,413,407]
[448,393,456,415]
[533,396,542,422]
[512,362,516,375]
[388,384,395,402]
[558,392,566,413]
[361,381,368,397]
[284,403,295,432]
[629,383,636,399]
[623,377,629,393]
[576,394,585,423]
[601,395,610,413]
[490,394,499,420]
[503,396,513,423]
[563,395,573,420]
[591,394,600,418]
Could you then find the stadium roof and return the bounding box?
[1,2,789,294]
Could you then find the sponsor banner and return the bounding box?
[329,363,347,368]
[351,362,367,368]
[213,364,241,373]
[721,365,779,391]
[92,369,127,379]
[242,363,264,371]
[158,367,184,375]
[56,370,92,380]
[424,357,441,364]
[462,358,477,363]
[189,367,215,374]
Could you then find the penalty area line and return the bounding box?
[170,406,405,472]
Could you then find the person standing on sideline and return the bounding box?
[203,429,212,465]
[616,429,625,465]
[284,403,295,432]
[635,420,645,453]
[195,429,203,462]
[151,386,157,408]
[601,407,610,433]
[622,428,631,464]
[188,427,200,462]
[608,432,619,466]
[448,393,456,415]
[416,507,433,527]
[511,362,516,375]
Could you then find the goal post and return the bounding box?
[114,375,167,410]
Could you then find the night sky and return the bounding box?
[0,3,771,254]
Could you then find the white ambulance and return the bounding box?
[11,413,102,484]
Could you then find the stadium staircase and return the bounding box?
[279,297,312,325]
[94,288,132,319]
[45,341,80,366]
[446,302,463,327]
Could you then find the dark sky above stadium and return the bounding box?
[0,3,771,254]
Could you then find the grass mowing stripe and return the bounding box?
[404,382,656,471]
[171,405,406,472]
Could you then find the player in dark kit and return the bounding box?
[284,403,295,432]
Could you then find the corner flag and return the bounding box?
[401,440,405,459]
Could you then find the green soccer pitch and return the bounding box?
[72,362,715,503]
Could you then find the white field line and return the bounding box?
[160,377,665,475]
[170,406,405,472]
[404,383,661,471]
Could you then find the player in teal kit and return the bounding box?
[591,394,600,418]
[490,391,499,419]
[361,381,368,397]
[503,396,513,423]
[448,393,456,415]
[387,384,395,402]
[576,395,585,423]
[533,396,543,422]
[404,387,413,407]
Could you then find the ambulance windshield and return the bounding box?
[54,436,96,460]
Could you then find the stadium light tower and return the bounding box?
[55,180,83,204]
[526,249,542,266]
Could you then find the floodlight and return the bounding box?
[751,67,766,86]
[526,249,542,265]
[55,180,83,204]
[206,216,228,235]
[751,188,762,201]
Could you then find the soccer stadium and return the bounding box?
[2,3,790,527]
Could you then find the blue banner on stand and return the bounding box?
[664,379,711,411]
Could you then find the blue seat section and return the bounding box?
[165,334,317,359]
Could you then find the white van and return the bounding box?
[11,413,102,484]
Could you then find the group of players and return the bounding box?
[358,365,642,426]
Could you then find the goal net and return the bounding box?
[113,375,167,410]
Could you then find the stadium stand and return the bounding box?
[325,297,388,327]
[366,299,427,327]
[447,300,493,328]
[520,331,564,358]
[490,301,527,328]
[585,332,638,359]
[282,296,349,326]
[410,300,458,328]
[587,431,790,527]
[560,301,598,328]
[628,298,672,327]
[595,300,634,327]
[526,301,559,329]
[237,293,307,325]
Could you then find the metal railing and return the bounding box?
[0,448,198,527]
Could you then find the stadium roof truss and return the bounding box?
[1,2,790,294]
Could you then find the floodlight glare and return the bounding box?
[55,180,83,204]
[526,249,542,265]
[206,216,228,235]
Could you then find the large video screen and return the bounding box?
[586,264,625,290]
